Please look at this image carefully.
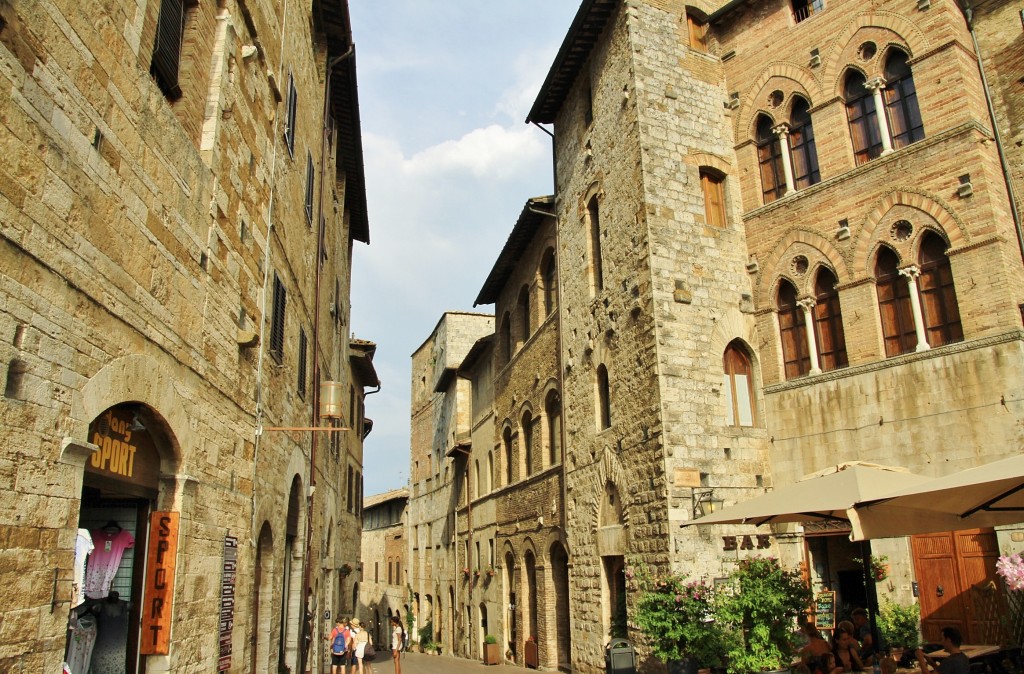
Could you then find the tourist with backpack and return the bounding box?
[328,618,349,674]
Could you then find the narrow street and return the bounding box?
[353,652,533,674]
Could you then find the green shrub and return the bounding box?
[484,634,498,645]
[877,601,920,649]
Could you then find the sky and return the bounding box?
[348,2,581,497]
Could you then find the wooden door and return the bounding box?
[911,529,1001,643]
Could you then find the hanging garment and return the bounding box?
[66,612,98,674]
[90,599,129,674]
[83,529,134,599]
[73,529,94,608]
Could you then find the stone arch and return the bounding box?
[736,65,820,140]
[854,191,968,275]
[72,354,189,472]
[756,229,850,307]
[708,308,759,368]
[579,179,605,215]
[588,448,629,532]
[683,151,731,176]
[821,11,929,96]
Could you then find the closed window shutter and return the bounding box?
[270,275,286,362]
[151,0,186,99]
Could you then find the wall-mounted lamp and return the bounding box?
[692,488,724,518]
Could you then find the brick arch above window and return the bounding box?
[854,191,968,276]
[821,14,928,97]
[755,229,849,308]
[734,66,820,140]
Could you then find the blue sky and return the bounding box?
[348,2,580,496]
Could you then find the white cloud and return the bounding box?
[403,124,546,179]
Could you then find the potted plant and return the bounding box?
[853,555,890,582]
[340,563,353,577]
[634,571,733,673]
[483,634,501,665]
[716,557,812,674]
[877,600,920,652]
[462,566,471,580]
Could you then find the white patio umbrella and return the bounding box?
[850,453,1024,541]
[685,462,933,527]
[684,462,934,657]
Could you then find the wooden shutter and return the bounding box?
[701,170,726,227]
[813,271,848,371]
[875,249,916,356]
[687,14,706,52]
[777,282,810,378]
[918,235,963,347]
[270,274,286,362]
[150,0,186,99]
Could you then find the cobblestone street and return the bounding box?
[350,652,532,674]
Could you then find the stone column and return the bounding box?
[773,123,796,194]
[866,77,893,155]
[797,298,822,375]
[899,266,930,352]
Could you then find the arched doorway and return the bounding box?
[479,603,489,659]
[550,542,571,671]
[281,476,303,672]
[503,551,518,660]
[65,404,175,674]
[253,522,275,673]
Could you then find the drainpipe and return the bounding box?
[958,0,1024,266]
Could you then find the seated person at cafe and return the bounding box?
[916,627,968,674]
[832,622,865,673]
[800,621,832,662]
[851,608,885,665]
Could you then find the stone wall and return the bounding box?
[0,0,370,671]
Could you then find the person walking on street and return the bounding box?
[390,616,404,674]
[351,618,370,674]
[328,618,348,674]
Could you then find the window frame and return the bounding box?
[700,168,727,227]
[546,390,562,466]
[917,233,963,347]
[789,97,820,189]
[596,364,611,431]
[875,246,917,357]
[297,328,308,398]
[723,342,756,427]
[777,279,811,379]
[150,0,196,100]
[305,151,315,225]
[883,49,925,150]
[587,196,604,293]
[284,73,298,158]
[686,12,707,52]
[845,70,883,165]
[756,115,786,204]
[270,273,287,364]
[812,268,848,372]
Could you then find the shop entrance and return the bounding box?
[65,404,168,674]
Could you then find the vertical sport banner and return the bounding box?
[140,511,179,655]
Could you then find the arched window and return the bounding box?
[687,11,706,52]
[474,460,481,500]
[542,249,557,316]
[723,341,755,427]
[596,364,611,430]
[875,246,916,357]
[588,196,604,293]
[521,411,533,477]
[845,70,883,165]
[700,168,726,227]
[789,97,820,189]
[778,279,810,378]
[756,115,786,203]
[500,312,512,365]
[503,427,514,485]
[517,285,531,347]
[884,49,924,149]
[812,268,848,371]
[546,390,562,466]
[918,232,962,347]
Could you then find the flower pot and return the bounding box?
[484,642,501,665]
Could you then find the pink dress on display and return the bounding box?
[83,529,134,599]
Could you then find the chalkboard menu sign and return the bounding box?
[814,591,836,630]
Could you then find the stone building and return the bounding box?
[520,0,1024,670]
[406,311,494,654]
[360,487,409,645]
[0,0,374,672]
[472,197,571,670]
